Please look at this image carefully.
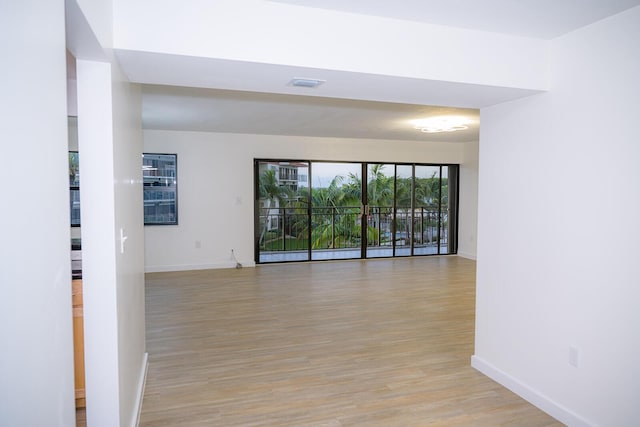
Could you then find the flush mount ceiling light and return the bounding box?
[411,116,473,133]
[288,77,326,88]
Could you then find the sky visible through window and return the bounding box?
[311,162,362,188]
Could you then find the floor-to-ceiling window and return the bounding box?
[255,160,458,263]
[365,163,394,259]
[310,162,362,261]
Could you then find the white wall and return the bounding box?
[77,58,121,427]
[111,60,146,427]
[76,0,113,49]
[474,6,640,427]
[458,140,479,259]
[0,0,76,425]
[76,57,146,427]
[69,0,147,425]
[114,0,547,92]
[144,130,477,271]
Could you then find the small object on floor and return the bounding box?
[231,249,242,269]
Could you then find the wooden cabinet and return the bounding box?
[72,279,85,408]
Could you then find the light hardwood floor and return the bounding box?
[139,257,563,426]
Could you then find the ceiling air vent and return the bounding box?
[288,78,325,88]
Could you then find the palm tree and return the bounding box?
[366,164,394,207]
[413,172,449,244]
[311,175,347,208]
[343,165,395,245]
[308,175,358,249]
[258,169,290,246]
[414,173,440,209]
[286,175,363,249]
[366,165,393,245]
[341,173,362,205]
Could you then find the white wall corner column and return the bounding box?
[76,59,121,426]
[474,6,640,426]
[69,0,147,423]
[457,140,479,260]
[0,0,76,425]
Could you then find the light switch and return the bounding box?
[120,228,128,254]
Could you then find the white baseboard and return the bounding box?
[145,260,256,273]
[471,355,593,427]
[131,352,149,427]
[457,251,477,260]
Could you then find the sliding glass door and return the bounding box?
[365,164,395,258]
[413,165,442,255]
[394,164,413,257]
[256,161,310,262]
[310,162,362,261]
[255,160,458,264]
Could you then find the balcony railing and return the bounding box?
[258,205,448,253]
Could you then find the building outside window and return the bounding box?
[143,153,178,225]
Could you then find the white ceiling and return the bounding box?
[270,0,640,39]
[138,0,640,142]
[143,85,480,143]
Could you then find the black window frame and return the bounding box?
[69,151,81,227]
[143,153,178,226]
[254,158,459,264]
